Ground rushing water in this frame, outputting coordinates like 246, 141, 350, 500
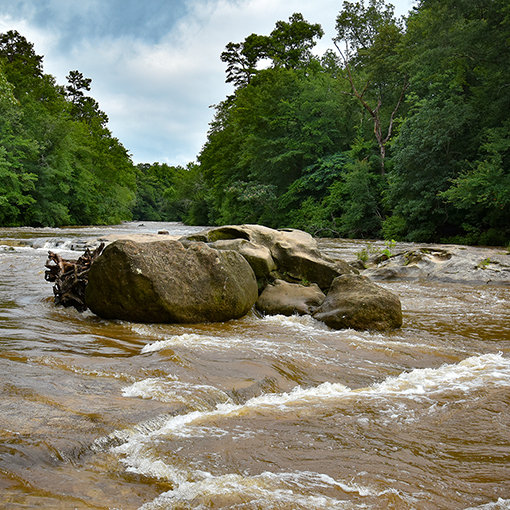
0, 223, 509, 510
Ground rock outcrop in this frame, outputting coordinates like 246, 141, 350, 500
255, 279, 326, 316
51, 224, 405, 330
313, 274, 403, 331
358, 245, 510, 286
182, 224, 355, 290
85, 239, 258, 323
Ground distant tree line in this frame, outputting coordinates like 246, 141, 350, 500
1, 0, 509, 246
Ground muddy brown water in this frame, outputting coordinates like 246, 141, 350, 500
0, 223, 509, 509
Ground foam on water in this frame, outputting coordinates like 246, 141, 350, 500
373, 352, 510, 396
140, 333, 241, 353
138, 314, 329, 355
125, 353, 510, 419
139, 331, 310, 358
122, 377, 232, 410
138, 328, 340, 367
137, 469, 399, 510
138, 315, 464, 366
113, 353, 510, 499
464, 499, 510, 510
257, 313, 332, 331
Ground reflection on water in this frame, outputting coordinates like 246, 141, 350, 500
0, 223, 510, 509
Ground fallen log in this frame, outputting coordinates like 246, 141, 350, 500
45, 243, 104, 312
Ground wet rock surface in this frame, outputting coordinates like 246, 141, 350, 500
318, 240, 510, 286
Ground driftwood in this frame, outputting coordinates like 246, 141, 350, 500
45, 243, 105, 312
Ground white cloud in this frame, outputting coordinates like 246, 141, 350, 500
0, 0, 416, 165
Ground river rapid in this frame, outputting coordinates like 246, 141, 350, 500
1, 222, 509, 510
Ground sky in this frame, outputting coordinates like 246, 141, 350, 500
0, 0, 416, 166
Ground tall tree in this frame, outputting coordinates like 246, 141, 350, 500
334, 0, 408, 175
200, 65, 356, 226
221, 13, 324, 89
0, 30, 43, 93
0, 30, 136, 227
385, 0, 510, 243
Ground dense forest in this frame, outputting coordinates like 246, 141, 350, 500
1, 0, 509, 245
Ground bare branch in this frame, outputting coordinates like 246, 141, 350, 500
383, 77, 409, 144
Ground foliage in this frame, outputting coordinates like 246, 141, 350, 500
384, 0, 510, 243
221, 13, 324, 88
3, 1, 510, 246
199, 63, 357, 227
334, 0, 408, 175
132, 162, 178, 221
0, 30, 136, 226
440, 124, 510, 244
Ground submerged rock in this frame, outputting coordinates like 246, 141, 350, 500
85, 239, 258, 323
313, 274, 402, 331
255, 279, 326, 316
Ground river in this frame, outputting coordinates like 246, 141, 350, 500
0, 222, 509, 509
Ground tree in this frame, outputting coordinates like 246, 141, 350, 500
221, 13, 324, 89
199, 65, 356, 226
0, 100, 37, 225
268, 13, 325, 69
132, 162, 182, 221
0, 30, 43, 96
383, 97, 474, 241
440, 124, 510, 244
385, 0, 510, 243
0, 64, 18, 106
221, 34, 271, 89
0, 30, 137, 227
65, 70, 92, 104
335, 0, 398, 61
334, 0, 408, 175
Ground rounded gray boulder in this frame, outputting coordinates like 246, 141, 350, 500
313, 274, 402, 331
85, 239, 258, 323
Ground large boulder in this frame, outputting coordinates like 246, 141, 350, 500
313, 274, 402, 331
84, 239, 258, 323
182, 225, 355, 290
255, 279, 326, 316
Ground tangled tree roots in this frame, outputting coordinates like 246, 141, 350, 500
45, 243, 105, 312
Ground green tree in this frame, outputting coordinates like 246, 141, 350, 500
440, 124, 510, 244
385, 0, 510, 243
283, 138, 385, 238
221, 13, 324, 89
168, 162, 212, 225
0, 30, 43, 95
132, 162, 184, 221
0, 64, 18, 106
0, 100, 37, 225
0, 30, 136, 227
200, 65, 356, 226
334, 0, 408, 175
